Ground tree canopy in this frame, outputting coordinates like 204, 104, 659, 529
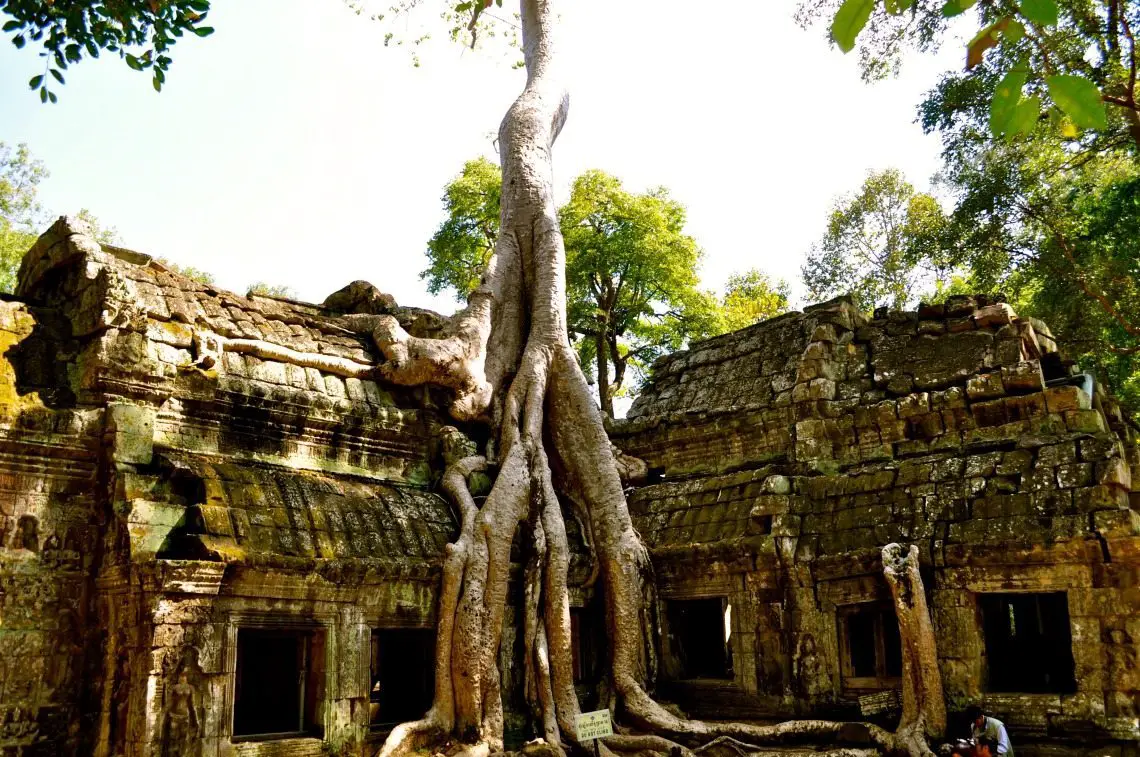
716, 269, 792, 333
804, 0, 1140, 149
2, 0, 214, 101
424, 160, 789, 417
422, 157, 501, 299
802, 168, 950, 310
796, 0, 1140, 416
0, 141, 48, 292
560, 170, 718, 417
0, 141, 117, 292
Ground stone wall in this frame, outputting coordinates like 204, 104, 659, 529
0, 217, 466, 756
0, 299, 103, 755
3, 216, 1139, 756
613, 295, 1140, 750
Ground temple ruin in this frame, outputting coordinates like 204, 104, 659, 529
0, 216, 1137, 756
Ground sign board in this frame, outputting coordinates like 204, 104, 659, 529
575, 710, 613, 742
858, 689, 902, 717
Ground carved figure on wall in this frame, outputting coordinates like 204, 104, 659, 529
162, 663, 201, 757
13, 515, 38, 552
108, 639, 131, 753
793, 632, 825, 700
46, 608, 82, 697
40, 533, 60, 566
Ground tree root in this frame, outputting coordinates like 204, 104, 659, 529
375, 3, 948, 757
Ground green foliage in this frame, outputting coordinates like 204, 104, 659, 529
247, 282, 300, 299
716, 269, 791, 333
423, 161, 725, 415
76, 207, 119, 245
0, 141, 49, 293
801, 0, 1138, 147
832, 0, 877, 52
802, 168, 952, 310
2, 0, 215, 100
344, 0, 520, 67
561, 170, 717, 416
421, 157, 502, 299
0, 143, 119, 293
797, 0, 949, 81
157, 257, 215, 285
905, 2, 1140, 417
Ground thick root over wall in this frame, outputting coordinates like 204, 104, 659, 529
370, 3, 947, 757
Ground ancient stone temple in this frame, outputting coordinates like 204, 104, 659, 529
0, 216, 1137, 756
611, 292, 1140, 750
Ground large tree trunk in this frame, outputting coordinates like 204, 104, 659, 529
372, 3, 945, 756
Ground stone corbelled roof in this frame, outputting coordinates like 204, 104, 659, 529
157, 453, 457, 564
17, 216, 445, 361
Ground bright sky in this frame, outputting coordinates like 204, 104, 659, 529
0, 0, 963, 313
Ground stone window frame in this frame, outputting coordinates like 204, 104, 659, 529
834, 600, 903, 692
368, 626, 436, 732
656, 571, 754, 693
975, 591, 1077, 695
665, 595, 736, 680
652, 567, 756, 693
221, 610, 337, 751
938, 563, 1098, 734
365, 608, 438, 739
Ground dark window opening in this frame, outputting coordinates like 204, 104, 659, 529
838, 603, 902, 690
979, 592, 1076, 693
370, 629, 435, 730
667, 598, 734, 680
570, 606, 604, 684
233, 628, 323, 739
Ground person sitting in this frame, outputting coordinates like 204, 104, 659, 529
966, 705, 1013, 757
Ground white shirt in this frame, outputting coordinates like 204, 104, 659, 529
973, 716, 1012, 756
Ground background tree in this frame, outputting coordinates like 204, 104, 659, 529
561, 170, 716, 417
5, 3, 950, 756
0, 142, 117, 292
803, 168, 951, 310
924, 87, 1140, 411
422, 157, 502, 298
805, 0, 1139, 149
424, 161, 723, 417
795, 0, 1140, 416
0, 142, 49, 292
716, 269, 792, 333
247, 282, 300, 299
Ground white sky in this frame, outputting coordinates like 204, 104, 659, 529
0, 0, 964, 313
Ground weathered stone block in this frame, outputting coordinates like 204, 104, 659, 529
1001, 360, 1045, 393
1056, 463, 1093, 489
974, 303, 1016, 328
1094, 509, 1140, 536
1004, 392, 1047, 421
1098, 457, 1133, 491
898, 393, 931, 418
967, 372, 1005, 401
1045, 385, 1091, 413
762, 475, 791, 494
1076, 485, 1130, 511
1037, 442, 1078, 468
1081, 434, 1123, 462
145, 318, 194, 348
107, 403, 155, 464
1065, 409, 1107, 434
971, 398, 1009, 427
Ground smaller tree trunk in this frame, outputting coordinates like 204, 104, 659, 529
882, 543, 946, 756
595, 329, 613, 418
